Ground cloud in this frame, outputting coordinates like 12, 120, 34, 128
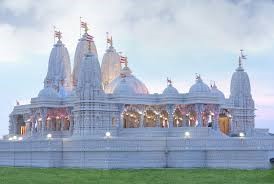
1, 0, 274, 63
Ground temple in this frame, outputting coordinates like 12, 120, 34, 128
1, 24, 274, 169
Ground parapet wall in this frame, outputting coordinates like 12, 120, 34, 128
0, 135, 273, 169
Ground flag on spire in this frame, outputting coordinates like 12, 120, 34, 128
120, 56, 127, 63
54, 30, 62, 40
120, 55, 128, 66
86, 34, 94, 42
80, 21, 87, 28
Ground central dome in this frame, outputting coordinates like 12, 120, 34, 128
105, 66, 149, 95
189, 76, 211, 94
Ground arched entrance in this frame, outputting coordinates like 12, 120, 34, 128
16, 115, 26, 135
160, 110, 168, 128
218, 110, 231, 135
123, 110, 141, 128
173, 108, 183, 127
144, 110, 156, 127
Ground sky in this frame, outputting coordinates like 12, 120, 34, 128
0, 0, 274, 136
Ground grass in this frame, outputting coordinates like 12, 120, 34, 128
0, 167, 274, 184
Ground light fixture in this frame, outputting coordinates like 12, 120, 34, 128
105, 131, 111, 138
18, 137, 23, 141
184, 131, 190, 138
12, 136, 17, 140
239, 132, 245, 137
8, 137, 13, 141
47, 133, 52, 139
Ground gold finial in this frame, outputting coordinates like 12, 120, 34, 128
167, 77, 172, 86
239, 49, 246, 67
106, 32, 113, 47
238, 56, 242, 67
195, 73, 201, 80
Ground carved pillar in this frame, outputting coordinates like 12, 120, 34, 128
31, 112, 37, 135
140, 113, 144, 127
167, 105, 174, 128
40, 108, 47, 136
138, 105, 145, 128
69, 115, 73, 133
117, 104, 124, 129
61, 117, 64, 131
213, 105, 220, 130
8, 115, 16, 135
195, 104, 204, 127
156, 113, 161, 127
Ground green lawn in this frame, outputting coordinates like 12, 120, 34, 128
0, 167, 274, 184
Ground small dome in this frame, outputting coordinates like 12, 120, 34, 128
58, 86, 68, 98
105, 66, 149, 95
73, 33, 98, 86
211, 83, 225, 101
38, 87, 59, 98
163, 84, 179, 95
101, 45, 121, 89
189, 76, 211, 94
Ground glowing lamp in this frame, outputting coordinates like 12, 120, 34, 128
18, 137, 23, 141
239, 132, 245, 138
105, 131, 111, 138
8, 137, 13, 141
47, 134, 52, 139
184, 132, 190, 138
12, 136, 17, 140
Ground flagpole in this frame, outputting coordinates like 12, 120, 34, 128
80, 16, 82, 38
106, 32, 109, 49
53, 25, 56, 44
